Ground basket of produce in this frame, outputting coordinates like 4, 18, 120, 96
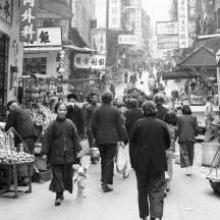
0, 150, 34, 165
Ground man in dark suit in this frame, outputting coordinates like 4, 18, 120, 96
125, 98, 144, 139
66, 93, 85, 139
92, 91, 124, 192
154, 94, 168, 121
130, 101, 170, 220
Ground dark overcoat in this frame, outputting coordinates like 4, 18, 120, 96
43, 118, 82, 164
91, 104, 124, 146
129, 116, 170, 173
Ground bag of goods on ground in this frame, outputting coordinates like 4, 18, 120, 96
116, 143, 128, 174
0, 150, 34, 164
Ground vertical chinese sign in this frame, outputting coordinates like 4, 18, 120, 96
178, 0, 189, 48
20, 0, 38, 42
0, 0, 12, 23
109, 0, 121, 29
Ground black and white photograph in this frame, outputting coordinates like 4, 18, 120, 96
1, 0, 220, 219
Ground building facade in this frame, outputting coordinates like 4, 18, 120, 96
0, 0, 23, 119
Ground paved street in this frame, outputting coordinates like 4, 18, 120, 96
0, 144, 220, 220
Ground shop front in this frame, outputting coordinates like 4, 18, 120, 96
0, 0, 23, 120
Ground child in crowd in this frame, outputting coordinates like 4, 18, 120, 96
164, 111, 177, 195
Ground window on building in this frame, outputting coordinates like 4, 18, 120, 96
23, 57, 47, 75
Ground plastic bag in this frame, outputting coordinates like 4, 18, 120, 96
116, 143, 128, 174
80, 139, 90, 155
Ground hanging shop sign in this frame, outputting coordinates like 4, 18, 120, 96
23, 27, 62, 51
109, 0, 121, 29
20, 0, 38, 42
157, 36, 179, 50
118, 34, 138, 45
178, 0, 189, 48
74, 54, 106, 70
0, 0, 12, 23
91, 29, 106, 53
156, 21, 179, 36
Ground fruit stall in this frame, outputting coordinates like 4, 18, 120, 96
0, 127, 34, 198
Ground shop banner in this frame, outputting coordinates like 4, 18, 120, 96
158, 36, 179, 50
20, 0, 38, 42
74, 54, 106, 70
156, 21, 179, 36
109, 0, 121, 29
178, 0, 189, 48
118, 34, 138, 45
0, 0, 12, 23
23, 27, 62, 51
91, 29, 106, 53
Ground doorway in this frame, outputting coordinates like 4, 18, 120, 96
0, 33, 9, 121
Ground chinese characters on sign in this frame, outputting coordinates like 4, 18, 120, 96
178, 0, 189, 48
23, 27, 62, 51
157, 36, 179, 50
0, 0, 12, 23
109, 0, 121, 29
156, 21, 179, 36
74, 54, 106, 70
118, 35, 138, 45
20, 0, 38, 42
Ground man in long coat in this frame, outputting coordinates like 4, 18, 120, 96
129, 101, 170, 220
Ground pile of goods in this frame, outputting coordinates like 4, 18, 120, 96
27, 104, 56, 131
0, 150, 34, 164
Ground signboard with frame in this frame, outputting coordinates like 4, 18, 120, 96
74, 54, 106, 70
158, 35, 179, 50
156, 21, 178, 36
23, 27, 62, 51
118, 34, 138, 45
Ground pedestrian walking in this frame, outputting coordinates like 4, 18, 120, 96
154, 94, 168, 121
164, 111, 177, 195
177, 105, 198, 175
43, 102, 82, 206
130, 101, 170, 220
92, 92, 124, 192
125, 98, 144, 139
66, 93, 85, 139
204, 95, 215, 142
84, 92, 99, 164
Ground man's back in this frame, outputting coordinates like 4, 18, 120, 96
130, 117, 170, 173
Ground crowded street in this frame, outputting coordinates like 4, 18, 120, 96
1, 145, 220, 220
1, 0, 220, 220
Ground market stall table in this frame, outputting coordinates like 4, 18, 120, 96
0, 160, 34, 198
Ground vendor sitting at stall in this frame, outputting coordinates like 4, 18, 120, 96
5, 101, 37, 185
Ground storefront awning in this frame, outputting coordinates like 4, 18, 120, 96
162, 70, 197, 80
178, 47, 216, 68
62, 44, 96, 53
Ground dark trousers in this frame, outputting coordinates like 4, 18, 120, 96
87, 129, 95, 148
98, 144, 117, 185
179, 141, 194, 168
135, 171, 166, 219
50, 164, 73, 194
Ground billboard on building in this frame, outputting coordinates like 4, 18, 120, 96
23, 27, 62, 51
74, 54, 106, 70
156, 21, 178, 36
118, 34, 138, 45
178, 0, 189, 48
109, 0, 121, 29
20, 0, 38, 42
157, 36, 179, 50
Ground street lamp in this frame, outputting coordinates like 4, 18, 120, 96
216, 49, 220, 118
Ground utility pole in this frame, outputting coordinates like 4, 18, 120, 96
105, 0, 109, 92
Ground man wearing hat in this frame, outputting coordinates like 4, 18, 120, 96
66, 93, 84, 138
129, 101, 170, 220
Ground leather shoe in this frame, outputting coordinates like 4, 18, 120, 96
54, 198, 62, 206
102, 184, 113, 192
